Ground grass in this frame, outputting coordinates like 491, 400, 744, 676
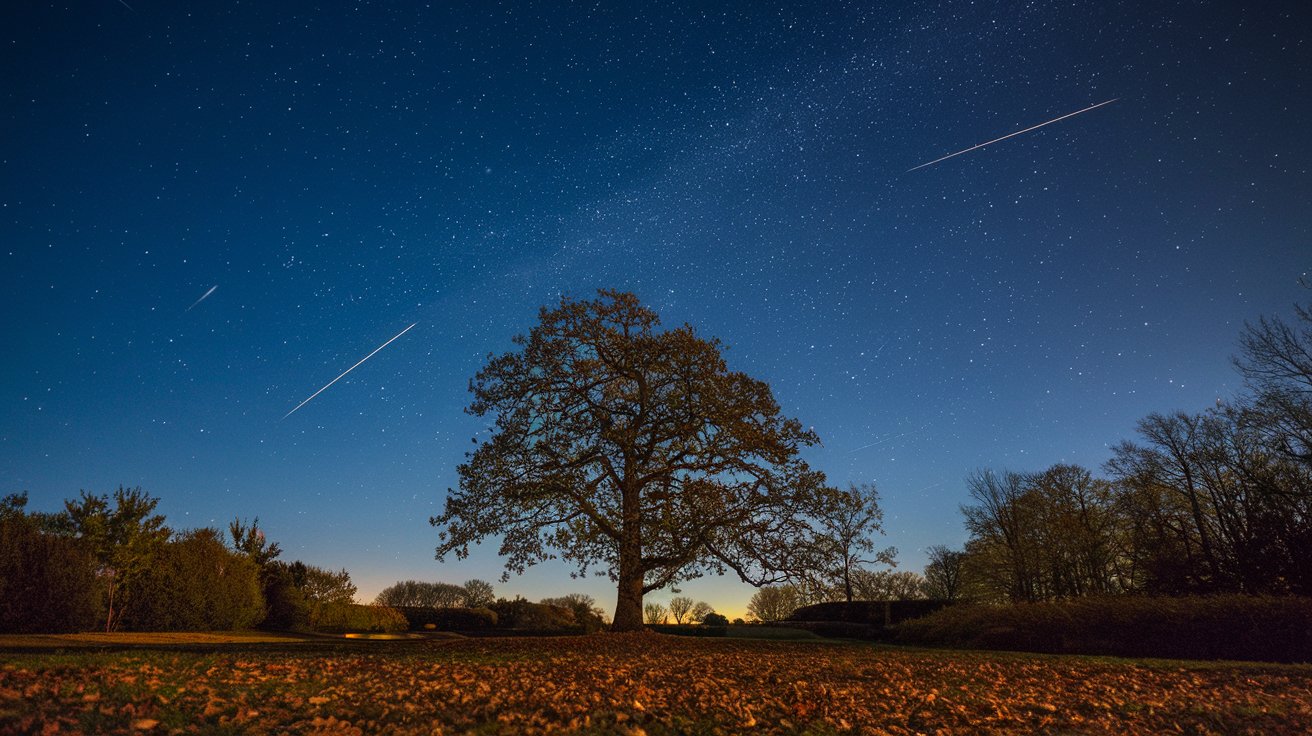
2, 632, 1310, 734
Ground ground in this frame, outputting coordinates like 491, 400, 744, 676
2, 632, 1309, 734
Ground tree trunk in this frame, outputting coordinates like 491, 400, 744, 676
612, 564, 645, 631
611, 480, 646, 632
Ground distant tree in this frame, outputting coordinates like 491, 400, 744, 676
809, 483, 896, 602
923, 545, 967, 601
732, 617, 746, 625
746, 585, 800, 623
540, 593, 607, 632
375, 580, 426, 607
1235, 288, 1312, 465
690, 600, 714, 623
851, 569, 927, 600
702, 611, 729, 627
961, 469, 1047, 603
643, 602, 668, 625
668, 595, 694, 624
961, 465, 1128, 602
424, 581, 468, 607
374, 580, 469, 608
432, 291, 834, 631
228, 516, 288, 626
128, 528, 264, 631
1108, 409, 1310, 595
463, 579, 496, 608
64, 487, 169, 632
228, 517, 282, 569
0, 497, 98, 633
289, 562, 357, 604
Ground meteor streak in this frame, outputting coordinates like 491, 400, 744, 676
283, 322, 417, 419
907, 98, 1118, 172
185, 285, 218, 312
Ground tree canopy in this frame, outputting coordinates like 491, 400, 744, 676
432, 290, 834, 630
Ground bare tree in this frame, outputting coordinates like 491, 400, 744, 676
1235, 292, 1312, 464
923, 545, 966, 601
668, 595, 694, 624
463, 579, 496, 607
643, 602, 668, 625
746, 585, 800, 623
810, 483, 896, 602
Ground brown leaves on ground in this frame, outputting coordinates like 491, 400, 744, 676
2, 633, 1310, 734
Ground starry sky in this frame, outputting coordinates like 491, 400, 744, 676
3, 1, 1309, 618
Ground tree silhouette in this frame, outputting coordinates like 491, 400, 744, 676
432, 291, 831, 630
64, 486, 169, 632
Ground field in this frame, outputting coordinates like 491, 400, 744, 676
2, 632, 1310, 735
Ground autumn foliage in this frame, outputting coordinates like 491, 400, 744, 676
3, 634, 1311, 734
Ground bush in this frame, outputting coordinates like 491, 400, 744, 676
308, 602, 408, 633
393, 606, 498, 631
892, 595, 1312, 663
488, 598, 579, 631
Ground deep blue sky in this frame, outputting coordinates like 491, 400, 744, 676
3, 1, 1308, 617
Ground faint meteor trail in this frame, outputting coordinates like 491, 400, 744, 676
907, 98, 1118, 172
283, 322, 417, 419
185, 285, 218, 312
848, 424, 929, 453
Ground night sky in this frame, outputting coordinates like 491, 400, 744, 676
3, 1, 1309, 617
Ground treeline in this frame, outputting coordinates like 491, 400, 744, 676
373, 580, 612, 633
0, 487, 363, 633
930, 293, 1312, 602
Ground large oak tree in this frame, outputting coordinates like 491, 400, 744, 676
432, 290, 833, 630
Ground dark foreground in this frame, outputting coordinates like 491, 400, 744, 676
1, 633, 1309, 734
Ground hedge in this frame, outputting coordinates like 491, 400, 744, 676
789, 600, 951, 627
392, 606, 499, 631
891, 595, 1312, 663
308, 602, 408, 633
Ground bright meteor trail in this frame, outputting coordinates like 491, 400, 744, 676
185, 285, 218, 312
283, 322, 417, 419
907, 98, 1118, 172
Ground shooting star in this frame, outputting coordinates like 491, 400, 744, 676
185, 285, 218, 312
907, 98, 1118, 172
283, 322, 417, 419
847, 424, 930, 454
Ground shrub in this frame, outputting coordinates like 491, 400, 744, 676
892, 595, 1312, 663
393, 606, 498, 631
309, 602, 408, 633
